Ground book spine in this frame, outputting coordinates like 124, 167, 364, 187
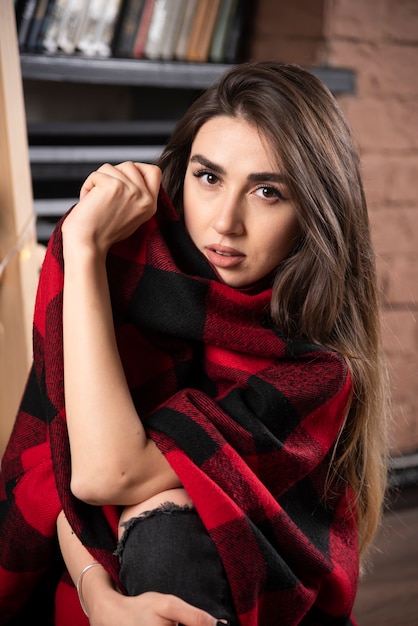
193, 0, 222, 62
56, 0, 90, 54
209, 0, 236, 63
185, 0, 209, 62
132, 0, 155, 59
224, 0, 251, 63
159, 0, 188, 61
25, 0, 50, 52
143, 0, 169, 60
40, 0, 69, 53
95, 0, 124, 57
76, 0, 107, 56
17, 0, 38, 50
113, 0, 146, 58
174, 0, 199, 61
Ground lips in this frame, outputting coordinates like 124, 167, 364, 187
205, 244, 245, 268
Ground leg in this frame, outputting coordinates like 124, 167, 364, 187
116, 503, 238, 625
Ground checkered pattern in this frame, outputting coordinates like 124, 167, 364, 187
0, 188, 359, 625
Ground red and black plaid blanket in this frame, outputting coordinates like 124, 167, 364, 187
0, 188, 359, 625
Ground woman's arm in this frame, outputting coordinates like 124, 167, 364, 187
57, 512, 222, 626
62, 162, 181, 505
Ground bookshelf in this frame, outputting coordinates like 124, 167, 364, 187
20, 58, 355, 244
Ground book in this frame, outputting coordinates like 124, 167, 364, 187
95, 0, 124, 57
223, 0, 251, 63
14, 0, 29, 30
76, 0, 107, 55
112, 0, 146, 58
40, 0, 69, 53
185, 0, 209, 62
197, 0, 222, 62
143, 0, 170, 60
132, 0, 155, 58
24, 0, 50, 51
56, 0, 91, 54
77, 0, 123, 57
174, 0, 198, 61
187, 0, 222, 63
209, 0, 237, 63
17, 0, 38, 50
34, 0, 58, 52
159, 0, 188, 61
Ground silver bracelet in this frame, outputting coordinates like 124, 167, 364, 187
76, 562, 101, 617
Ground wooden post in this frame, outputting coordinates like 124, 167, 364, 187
0, 0, 40, 456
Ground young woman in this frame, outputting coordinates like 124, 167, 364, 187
0, 62, 389, 626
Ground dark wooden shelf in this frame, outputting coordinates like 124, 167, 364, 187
20, 54, 355, 93
20, 54, 231, 89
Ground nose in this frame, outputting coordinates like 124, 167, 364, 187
211, 192, 245, 236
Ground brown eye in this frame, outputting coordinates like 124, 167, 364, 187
206, 173, 218, 185
261, 187, 276, 198
193, 170, 220, 185
255, 185, 285, 201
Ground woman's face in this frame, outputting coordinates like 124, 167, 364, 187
183, 116, 301, 288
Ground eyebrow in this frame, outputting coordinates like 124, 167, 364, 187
190, 154, 287, 184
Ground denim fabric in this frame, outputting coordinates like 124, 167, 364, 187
116, 503, 239, 625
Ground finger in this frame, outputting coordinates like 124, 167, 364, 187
79, 164, 119, 200
117, 162, 162, 204
79, 170, 99, 200
133, 162, 162, 197
156, 594, 225, 626
125, 162, 162, 213
112, 161, 160, 188
79, 162, 136, 200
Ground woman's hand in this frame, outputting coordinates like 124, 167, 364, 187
88, 589, 226, 626
62, 161, 162, 256
58, 513, 225, 626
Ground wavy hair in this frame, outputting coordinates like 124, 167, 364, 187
156, 61, 389, 563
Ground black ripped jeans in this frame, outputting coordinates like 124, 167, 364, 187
115, 503, 239, 625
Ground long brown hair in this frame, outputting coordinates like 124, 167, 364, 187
157, 61, 389, 563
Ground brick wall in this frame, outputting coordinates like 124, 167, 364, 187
251, 0, 418, 456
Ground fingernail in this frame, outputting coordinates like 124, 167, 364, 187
216, 621, 229, 625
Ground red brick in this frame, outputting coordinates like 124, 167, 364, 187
386, 354, 418, 454
362, 153, 418, 211
327, 0, 386, 41
251, 36, 323, 65
385, 256, 418, 303
341, 97, 418, 152
388, 156, 418, 205
254, 0, 325, 38
361, 155, 398, 208
370, 209, 418, 256
385, 0, 418, 43
329, 41, 418, 98
381, 310, 418, 356
388, 404, 418, 455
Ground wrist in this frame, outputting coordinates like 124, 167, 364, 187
76, 562, 116, 619
76, 563, 101, 616
62, 234, 107, 268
